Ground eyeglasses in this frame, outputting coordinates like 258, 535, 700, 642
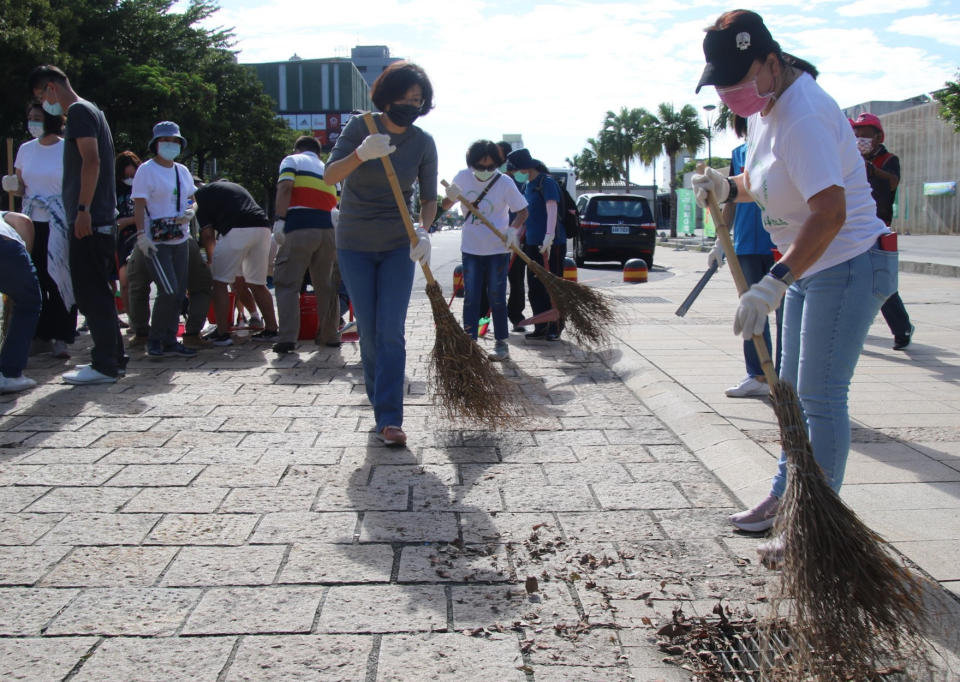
473, 163, 497, 171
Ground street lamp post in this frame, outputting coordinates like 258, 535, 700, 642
703, 104, 716, 165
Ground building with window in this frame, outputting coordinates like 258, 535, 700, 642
350, 45, 402, 87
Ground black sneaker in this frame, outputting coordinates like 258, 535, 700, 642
147, 340, 165, 357
525, 330, 546, 340
893, 324, 915, 350
252, 329, 279, 342
164, 342, 198, 357
272, 341, 296, 354
209, 333, 234, 347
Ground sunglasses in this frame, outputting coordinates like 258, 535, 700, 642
473, 163, 497, 171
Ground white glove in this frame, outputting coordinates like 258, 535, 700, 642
136, 231, 157, 258
272, 219, 285, 247
707, 241, 725, 269
331, 208, 339, 229
505, 226, 520, 251
409, 227, 431, 266
1, 175, 18, 193
539, 231, 554, 256
176, 206, 196, 225
734, 274, 788, 339
444, 182, 463, 202
691, 166, 728, 209
355, 133, 396, 162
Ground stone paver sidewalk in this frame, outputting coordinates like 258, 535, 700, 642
0, 296, 782, 681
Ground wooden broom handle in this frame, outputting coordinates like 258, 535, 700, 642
6, 138, 14, 211
700, 166, 778, 387
361, 113, 436, 286
440, 180, 540, 271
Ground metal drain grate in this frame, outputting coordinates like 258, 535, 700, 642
614, 295, 670, 305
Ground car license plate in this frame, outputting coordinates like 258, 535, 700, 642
611, 225, 630, 235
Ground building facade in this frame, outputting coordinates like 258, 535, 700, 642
350, 46, 402, 87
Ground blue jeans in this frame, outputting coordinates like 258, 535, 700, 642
0, 238, 42, 378
337, 246, 415, 431
739, 253, 782, 377
462, 252, 509, 341
770, 246, 898, 497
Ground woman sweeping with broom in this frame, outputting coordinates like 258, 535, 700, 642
323, 61, 437, 447
691, 10, 897, 552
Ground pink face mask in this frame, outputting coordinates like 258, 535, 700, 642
717, 78, 774, 117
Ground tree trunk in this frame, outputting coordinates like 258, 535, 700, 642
624, 157, 630, 193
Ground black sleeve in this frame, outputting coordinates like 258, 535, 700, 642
65, 102, 99, 141
882, 154, 900, 181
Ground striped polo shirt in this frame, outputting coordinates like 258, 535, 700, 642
277, 151, 338, 231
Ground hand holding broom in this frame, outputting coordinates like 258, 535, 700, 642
442, 179, 617, 348
360, 113, 521, 428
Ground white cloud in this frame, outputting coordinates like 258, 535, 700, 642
837, 0, 929, 17
889, 13, 960, 46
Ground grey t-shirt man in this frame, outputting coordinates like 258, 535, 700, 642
328, 114, 438, 252
63, 99, 116, 227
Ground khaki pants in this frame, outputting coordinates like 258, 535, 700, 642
274, 229, 339, 344
126, 239, 212, 337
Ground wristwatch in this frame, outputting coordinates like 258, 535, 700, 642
769, 262, 795, 286
77, 204, 88, 213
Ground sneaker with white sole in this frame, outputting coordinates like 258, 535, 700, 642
489, 340, 509, 362
377, 425, 407, 447
62, 365, 117, 385
729, 494, 779, 532
725, 375, 769, 398
52, 340, 71, 359
0, 374, 37, 394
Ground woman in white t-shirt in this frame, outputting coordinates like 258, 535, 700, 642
443, 140, 529, 362
131, 121, 197, 358
691, 11, 896, 552
3, 103, 76, 357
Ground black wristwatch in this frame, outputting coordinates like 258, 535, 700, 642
769, 262, 795, 286
724, 177, 738, 203
77, 204, 88, 213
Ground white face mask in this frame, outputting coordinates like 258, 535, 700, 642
123, 178, 134, 186
474, 169, 495, 182
28, 121, 44, 139
157, 141, 181, 161
856, 137, 874, 154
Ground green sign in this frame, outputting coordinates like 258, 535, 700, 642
703, 206, 716, 238
923, 182, 956, 196
676, 188, 695, 236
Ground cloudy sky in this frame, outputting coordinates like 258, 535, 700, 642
177, 0, 959, 188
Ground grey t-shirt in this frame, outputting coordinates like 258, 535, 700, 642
329, 113, 438, 252
63, 99, 116, 227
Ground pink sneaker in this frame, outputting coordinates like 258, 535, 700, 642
729, 494, 779, 532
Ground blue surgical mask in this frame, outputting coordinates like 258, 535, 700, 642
514, 172, 529, 183
28, 122, 44, 139
157, 141, 181, 161
42, 99, 62, 117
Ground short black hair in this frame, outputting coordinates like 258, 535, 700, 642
294, 135, 321, 154
734, 114, 748, 139
370, 61, 434, 115
27, 101, 63, 136
466, 140, 501, 168
28, 65, 69, 94
496, 141, 512, 164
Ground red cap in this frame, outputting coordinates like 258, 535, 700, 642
851, 113, 884, 142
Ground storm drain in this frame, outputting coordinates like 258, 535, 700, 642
614, 295, 671, 305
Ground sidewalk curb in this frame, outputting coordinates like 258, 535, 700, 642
600, 338, 775, 509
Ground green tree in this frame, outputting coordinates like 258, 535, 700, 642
598, 107, 644, 190
935, 70, 960, 132
566, 138, 616, 192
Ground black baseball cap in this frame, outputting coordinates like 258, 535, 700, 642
695, 11, 779, 93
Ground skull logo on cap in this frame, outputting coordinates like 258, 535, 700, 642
736, 32, 751, 50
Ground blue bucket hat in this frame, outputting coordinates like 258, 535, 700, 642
149, 121, 188, 153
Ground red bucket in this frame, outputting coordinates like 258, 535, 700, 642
207, 292, 236, 328
299, 293, 318, 340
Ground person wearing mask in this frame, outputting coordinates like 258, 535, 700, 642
505, 148, 565, 340
271, 135, 339, 353
691, 11, 897, 555
497, 140, 529, 332
444, 140, 529, 361
114, 151, 142, 340
3, 102, 75, 360
324, 61, 437, 447
851, 113, 914, 351
0, 212, 42, 393
29, 65, 125, 385
130, 121, 198, 359
713, 115, 783, 397
195, 180, 277, 347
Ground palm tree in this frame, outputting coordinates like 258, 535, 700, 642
598, 107, 643, 192
634, 108, 662, 225
567, 138, 616, 192
645, 103, 707, 236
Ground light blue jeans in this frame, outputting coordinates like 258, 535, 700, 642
770, 245, 898, 497
337, 246, 415, 431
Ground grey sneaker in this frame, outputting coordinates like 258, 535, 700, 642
729, 494, 779, 532
489, 340, 509, 362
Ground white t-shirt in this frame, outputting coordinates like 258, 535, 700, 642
0, 213, 26, 246
744, 73, 886, 278
131, 159, 197, 245
453, 170, 528, 256
14, 138, 64, 222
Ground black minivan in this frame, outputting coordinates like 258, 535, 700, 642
572, 193, 656, 268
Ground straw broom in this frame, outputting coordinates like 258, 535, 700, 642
360, 113, 521, 428
705, 183, 929, 679
441, 180, 617, 347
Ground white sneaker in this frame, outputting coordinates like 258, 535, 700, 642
725, 375, 769, 398
62, 365, 117, 386
0, 374, 37, 394
489, 340, 509, 362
